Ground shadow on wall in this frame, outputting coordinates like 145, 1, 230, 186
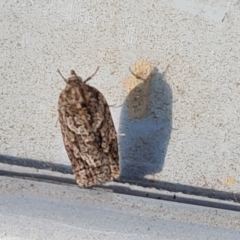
119, 66, 172, 180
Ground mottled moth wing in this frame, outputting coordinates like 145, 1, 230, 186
58, 68, 120, 187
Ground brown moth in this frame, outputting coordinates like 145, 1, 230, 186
57, 67, 120, 187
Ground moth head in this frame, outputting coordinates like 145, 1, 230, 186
68, 70, 83, 85
57, 69, 83, 86
57, 67, 99, 85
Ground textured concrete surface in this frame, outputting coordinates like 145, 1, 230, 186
1, 177, 240, 239
0, 0, 240, 193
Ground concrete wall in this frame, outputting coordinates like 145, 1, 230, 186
0, 0, 240, 193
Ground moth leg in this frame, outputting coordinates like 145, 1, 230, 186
84, 66, 100, 83
55, 117, 59, 127
109, 104, 123, 108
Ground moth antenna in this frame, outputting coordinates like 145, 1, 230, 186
84, 66, 100, 83
57, 69, 67, 83
129, 67, 146, 81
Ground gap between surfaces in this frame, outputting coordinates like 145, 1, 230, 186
0, 154, 240, 212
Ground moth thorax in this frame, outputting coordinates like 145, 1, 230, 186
66, 77, 83, 86
67, 86, 84, 102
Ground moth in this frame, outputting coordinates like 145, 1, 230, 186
57, 67, 120, 187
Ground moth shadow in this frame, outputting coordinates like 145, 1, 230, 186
119, 67, 172, 180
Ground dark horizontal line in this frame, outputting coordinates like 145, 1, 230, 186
1, 169, 240, 213
0, 154, 240, 209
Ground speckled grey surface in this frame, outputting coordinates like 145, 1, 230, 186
0, 177, 240, 239
0, 0, 240, 193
